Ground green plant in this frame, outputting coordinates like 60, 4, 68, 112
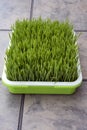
5, 18, 79, 81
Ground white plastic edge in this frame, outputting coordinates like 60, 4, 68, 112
2, 63, 82, 87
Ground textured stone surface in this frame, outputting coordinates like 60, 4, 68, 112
0, 81, 21, 130
22, 82, 87, 130
33, 0, 87, 30
0, 0, 31, 28
0, 31, 9, 77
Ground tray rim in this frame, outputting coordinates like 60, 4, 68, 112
2, 63, 82, 88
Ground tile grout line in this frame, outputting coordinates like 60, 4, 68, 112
30, 0, 34, 20
17, 0, 34, 130
17, 95, 25, 130
83, 79, 87, 82
74, 30, 87, 32
0, 29, 11, 31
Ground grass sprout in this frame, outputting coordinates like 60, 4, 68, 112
5, 18, 79, 81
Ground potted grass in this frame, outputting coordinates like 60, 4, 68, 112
2, 18, 82, 94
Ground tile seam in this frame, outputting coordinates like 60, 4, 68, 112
17, 95, 25, 130
17, 0, 34, 130
30, 0, 34, 20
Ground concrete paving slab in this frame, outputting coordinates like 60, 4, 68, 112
0, 0, 31, 29
0, 81, 21, 130
22, 82, 87, 130
33, 0, 87, 30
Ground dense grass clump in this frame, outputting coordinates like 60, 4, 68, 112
5, 18, 78, 81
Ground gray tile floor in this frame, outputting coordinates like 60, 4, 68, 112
0, 0, 87, 130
